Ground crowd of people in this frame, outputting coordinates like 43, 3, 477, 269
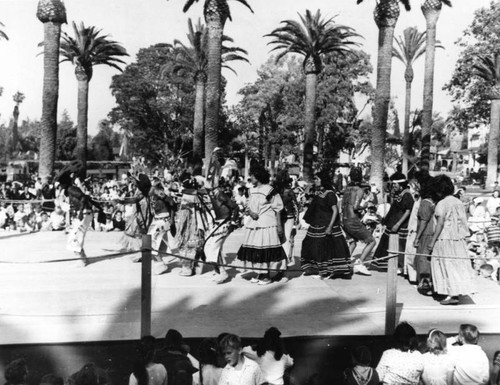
3, 322, 500, 385
1, 155, 500, 297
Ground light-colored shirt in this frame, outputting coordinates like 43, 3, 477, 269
376, 349, 423, 385
242, 346, 293, 385
129, 363, 168, 385
420, 352, 454, 385
218, 356, 265, 385
448, 344, 489, 385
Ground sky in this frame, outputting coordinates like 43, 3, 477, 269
0, 0, 494, 136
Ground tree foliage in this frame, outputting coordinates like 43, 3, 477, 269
444, 1, 500, 128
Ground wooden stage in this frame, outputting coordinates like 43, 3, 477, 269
1, 229, 499, 345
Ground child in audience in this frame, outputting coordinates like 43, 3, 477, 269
343, 345, 379, 385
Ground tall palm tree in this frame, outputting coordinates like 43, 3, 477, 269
474, 54, 500, 188
266, 9, 360, 182
0, 21, 9, 41
171, 18, 249, 159
356, 0, 410, 194
11, 92, 26, 155
37, 0, 66, 183
393, 27, 440, 174
60, 21, 128, 176
420, 0, 452, 170
178, 0, 253, 167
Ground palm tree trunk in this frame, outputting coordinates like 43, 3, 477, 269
420, 9, 440, 171
204, 16, 224, 167
487, 94, 500, 189
38, 22, 62, 183
76, 74, 89, 177
402, 77, 412, 175
12, 105, 20, 156
193, 77, 205, 159
371, 25, 396, 196
302, 72, 317, 182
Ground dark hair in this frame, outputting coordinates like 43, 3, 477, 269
132, 336, 156, 385
430, 175, 455, 202
40, 374, 64, 385
350, 345, 372, 366
349, 167, 363, 184
250, 165, 270, 184
197, 339, 220, 385
393, 322, 418, 352
165, 329, 184, 351
459, 324, 480, 344
67, 363, 110, 385
256, 327, 286, 361
419, 176, 434, 200
316, 170, 334, 191
4, 358, 28, 385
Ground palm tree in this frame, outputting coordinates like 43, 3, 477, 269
356, 0, 410, 194
474, 54, 500, 188
0, 21, 9, 41
420, 0, 452, 170
170, 18, 249, 159
178, 0, 253, 167
60, 21, 128, 176
393, 27, 440, 174
11, 92, 26, 156
37, 0, 66, 183
266, 9, 360, 182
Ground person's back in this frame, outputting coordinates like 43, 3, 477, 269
447, 324, 489, 385
159, 351, 194, 385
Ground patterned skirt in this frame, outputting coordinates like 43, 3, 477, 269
300, 224, 352, 277
371, 227, 408, 271
237, 225, 287, 271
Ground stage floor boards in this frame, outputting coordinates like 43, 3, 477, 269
1, 229, 499, 345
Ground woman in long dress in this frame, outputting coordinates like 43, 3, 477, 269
237, 165, 287, 285
427, 175, 476, 305
301, 170, 352, 279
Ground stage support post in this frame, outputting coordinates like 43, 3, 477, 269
141, 234, 152, 337
385, 234, 399, 335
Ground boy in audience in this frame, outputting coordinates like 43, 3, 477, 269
447, 324, 489, 385
49, 205, 66, 231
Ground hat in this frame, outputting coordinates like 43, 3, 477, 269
352, 345, 372, 366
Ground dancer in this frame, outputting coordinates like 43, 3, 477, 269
237, 164, 287, 285
203, 179, 239, 284
342, 167, 376, 276
372, 176, 414, 271
301, 170, 352, 279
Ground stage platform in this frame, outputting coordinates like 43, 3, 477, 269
1, 229, 499, 345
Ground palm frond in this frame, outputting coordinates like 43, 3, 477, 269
0, 20, 8, 41
441, 0, 452, 7
473, 55, 497, 84
182, 0, 199, 13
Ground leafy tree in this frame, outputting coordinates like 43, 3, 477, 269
356, 0, 411, 195
177, 0, 254, 166
170, 18, 249, 159
444, 2, 500, 186
89, 120, 116, 161
60, 21, 128, 176
109, 44, 196, 165
392, 27, 426, 174
266, 9, 360, 181
56, 110, 77, 160
37, 0, 66, 182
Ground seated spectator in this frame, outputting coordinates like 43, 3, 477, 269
156, 329, 198, 385
110, 210, 126, 231
469, 198, 490, 233
468, 232, 487, 271
4, 358, 28, 385
67, 363, 111, 385
49, 205, 66, 231
129, 336, 167, 385
447, 324, 489, 385
242, 327, 293, 385
0, 202, 8, 229
39, 211, 52, 231
13, 204, 28, 229
476, 245, 500, 280
487, 190, 500, 216
343, 345, 379, 385
376, 322, 423, 385
218, 333, 265, 385
420, 329, 454, 385
193, 339, 223, 385
39, 374, 64, 385
491, 351, 500, 385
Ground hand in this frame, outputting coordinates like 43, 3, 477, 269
277, 226, 284, 238
426, 243, 435, 253
248, 210, 259, 221
413, 239, 420, 249
325, 226, 333, 235
391, 225, 399, 233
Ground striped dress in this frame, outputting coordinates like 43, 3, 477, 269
300, 190, 352, 277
